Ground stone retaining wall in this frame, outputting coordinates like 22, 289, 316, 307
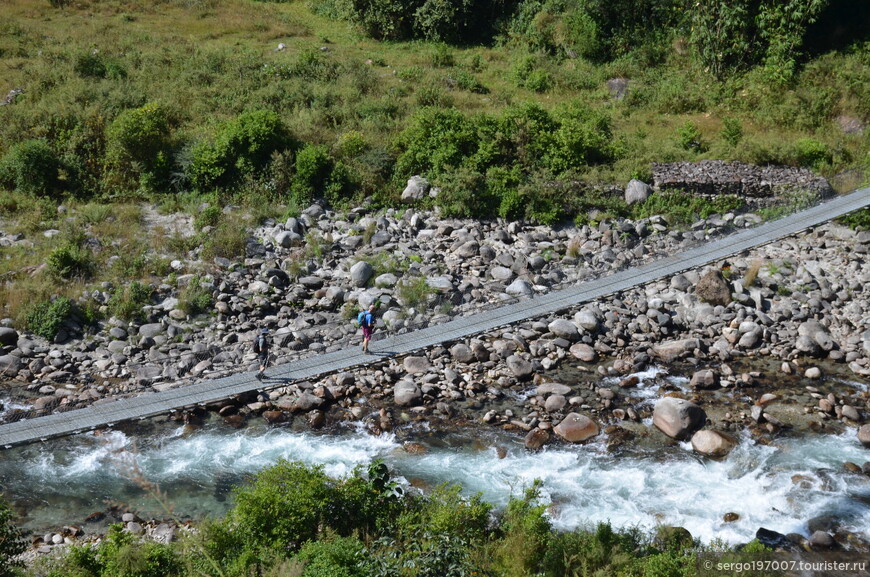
652, 160, 833, 202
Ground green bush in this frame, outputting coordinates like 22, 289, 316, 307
792, 137, 831, 170
216, 459, 393, 571
720, 117, 744, 147
104, 103, 173, 193
179, 275, 214, 316
25, 297, 73, 341
74, 52, 127, 80
0, 495, 25, 577
838, 207, 870, 231
490, 481, 552, 577
47, 242, 95, 280
200, 220, 248, 261
545, 104, 616, 172
0, 139, 65, 197
632, 191, 744, 226
194, 204, 223, 232
108, 281, 153, 321
295, 534, 371, 577
676, 121, 707, 152
96, 524, 181, 577
292, 144, 333, 204
188, 110, 290, 192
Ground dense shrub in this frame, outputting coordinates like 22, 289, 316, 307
47, 242, 94, 280
792, 137, 832, 170
345, 0, 510, 43
74, 52, 127, 80
187, 110, 291, 192
104, 103, 173, 193
0, 496, 25, 577
0, 139, 65, 197
24, 297, 73, 341
108, 281, 153, 321
178, 275, 214, 316
295, 534, 371, 577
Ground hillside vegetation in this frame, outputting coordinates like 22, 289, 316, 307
7, 460, 777, 577
0, 0, 868, 327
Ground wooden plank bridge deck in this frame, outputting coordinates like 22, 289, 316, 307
1, 188, 868, 449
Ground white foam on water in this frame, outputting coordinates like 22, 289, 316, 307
2, 422, 868, 544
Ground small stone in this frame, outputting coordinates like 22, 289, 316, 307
805, 367, 822, 379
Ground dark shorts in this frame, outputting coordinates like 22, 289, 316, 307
362, 326, 373, 340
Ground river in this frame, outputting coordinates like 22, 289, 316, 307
2, 363, 869, 547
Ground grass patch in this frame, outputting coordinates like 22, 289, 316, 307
631, 191, 744, 227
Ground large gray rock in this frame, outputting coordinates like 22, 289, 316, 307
0, 354, 21, 377
292, 392, 325, 412
273, 230, 302, 248
797, 319, 835, 354
574, 310, 599, 332
691, 429, 737, 458
569, 342, 596, 362
454, 240, 479, 258
506, 354, 534, 380
536, 382, 572, 396
0, 327, 18, 347
350, 261, 373, 287
505, 279, 533, 297
553, 413, 599, 443
138, 323, 165, 338
651, 339, 700, 363
401, 175, 430, 201
449, 343, 474, 364
545, 394, 567, 412
695, 269, 731, 306
653, 397, 707, 440
548, 319, 579, 341
625, 179, 652, 205
403, 356, 431, 374
689, 369, 718, 390
394, 379, 422, 407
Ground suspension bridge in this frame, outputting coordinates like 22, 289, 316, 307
0, 187, 867, 449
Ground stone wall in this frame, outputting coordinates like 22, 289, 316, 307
652, 161, 833, 203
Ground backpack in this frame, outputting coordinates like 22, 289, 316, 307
357, 311, 372, 329
253, 334, 266, 354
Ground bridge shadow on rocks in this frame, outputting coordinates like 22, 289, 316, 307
0, 188, 868, 449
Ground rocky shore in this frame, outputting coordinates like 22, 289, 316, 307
2, 180, 870, 554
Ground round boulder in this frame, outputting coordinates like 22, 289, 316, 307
0, 354, 21, 377
858, 424, 870, 448
506, 354, 534, 380
449, 343, 474, 364
653, 397, 707, 440
691, 430, 737, 458
569, 342, 597, 362
689, 369, 718, 390
524, 428, 550, 451
548, 319, 579, 341
403, 356, 432, 374
350, 261, 373, 287
553, 413, 599, 443
394, 380, 422, 407
0, 327, 18, 347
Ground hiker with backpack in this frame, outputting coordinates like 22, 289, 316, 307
253, 328, 270, 377
358, 304, 376, 354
